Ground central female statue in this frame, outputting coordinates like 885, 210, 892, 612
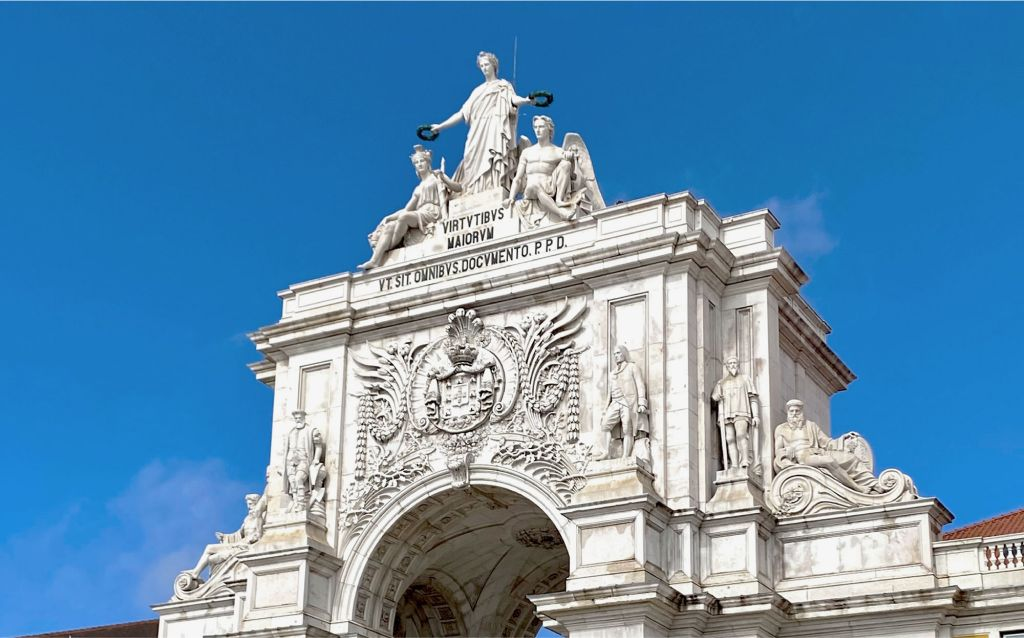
430, 51, 537, 195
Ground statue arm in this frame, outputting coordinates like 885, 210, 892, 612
632, 365, 648, 410
437, 171, 462, 193
312, 429, 324, 464
400, 191, 421, 213
511, 93, 533, 107
815, 425, 834, 449
432, 110, 463, 133
770, 432, 786, 466
503, 155, 528, 207
250, 512, 265, 543
774, 429, 792, 467
743, 376, 760, 426
219, 528, 244, 544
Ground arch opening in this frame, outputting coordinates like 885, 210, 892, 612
354, 484, 569, 638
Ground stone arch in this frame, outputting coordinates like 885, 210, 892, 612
336, 466, 577, 637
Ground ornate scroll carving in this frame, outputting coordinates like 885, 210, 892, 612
341, 300, 589, 539
352, 339, 427, 480
769, 464, 918, 516
340, 448, 433, 539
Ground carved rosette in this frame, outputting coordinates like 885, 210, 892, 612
768, 464, 918, 516
341, 301, 590, 539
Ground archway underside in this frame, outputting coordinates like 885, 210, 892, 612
356, 485, 569, 638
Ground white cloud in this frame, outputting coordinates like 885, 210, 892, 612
764, 192, 836, 260
106, 459, 254, 608
0, 458, 254, 635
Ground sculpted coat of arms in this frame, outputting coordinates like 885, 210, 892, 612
420, 309, 512, 434
341, 301, 590, 538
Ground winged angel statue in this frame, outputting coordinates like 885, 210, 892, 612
341, 301, 592, 539
503, 114, 605, 228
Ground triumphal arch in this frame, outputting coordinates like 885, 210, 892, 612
155, 52, 1024, 638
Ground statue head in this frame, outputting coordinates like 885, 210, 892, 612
410, 144, 433, 175
725, 356, 739, 376
292, 410, 307, 427
613, 344, 630, 365
477, 51, 499, 78
786, 399, 804, 426
532, 115, 555, 142
244, 493, 260, 509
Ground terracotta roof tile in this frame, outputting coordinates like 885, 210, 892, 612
18, 619, 158, 638
943, 507, 1024, 540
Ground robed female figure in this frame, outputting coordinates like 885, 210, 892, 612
430, 51, 537, 195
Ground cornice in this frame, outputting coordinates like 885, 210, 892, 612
778, 300, 857, 393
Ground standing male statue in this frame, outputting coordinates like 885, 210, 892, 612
596, 345, 649, 461
283, 410, 326, 514
774, 399, 883, 493
711, 356, 760, 471
428, 51, 538, 195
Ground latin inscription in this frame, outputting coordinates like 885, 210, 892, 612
377, 236, 567, 292
442, 207, 506, 250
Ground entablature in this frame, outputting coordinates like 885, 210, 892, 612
249, 192, 813, 382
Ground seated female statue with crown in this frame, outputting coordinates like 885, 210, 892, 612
360, 145, 461, 271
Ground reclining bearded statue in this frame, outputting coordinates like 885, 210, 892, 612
774, 399, 881, 493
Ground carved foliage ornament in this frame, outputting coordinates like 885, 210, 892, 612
343, 301, 590, 537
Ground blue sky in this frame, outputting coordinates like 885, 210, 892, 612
1, 3, 1022, 635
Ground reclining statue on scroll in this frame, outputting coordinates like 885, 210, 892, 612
768, 399, 918, 516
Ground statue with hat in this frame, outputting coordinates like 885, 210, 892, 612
283, 410, 327, 515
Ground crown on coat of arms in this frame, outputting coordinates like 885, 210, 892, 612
444, 308, 486, 366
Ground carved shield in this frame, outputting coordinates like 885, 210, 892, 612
439, 367, 494, 433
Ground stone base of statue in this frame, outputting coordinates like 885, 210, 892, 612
447, 186, 504, 216
376, 187, 522, 270
260, 510, 330, 551
706, 466, 766, 514
573, 456, 656, 504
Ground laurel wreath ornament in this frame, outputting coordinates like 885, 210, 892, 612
416, 125, 439, 141
529, 91, 554, 107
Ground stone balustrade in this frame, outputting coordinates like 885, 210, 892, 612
983, 536, 1024, 571
935, 531, 1024, 592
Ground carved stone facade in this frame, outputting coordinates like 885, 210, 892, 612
154, 52, 1024, 638
340, 302, 591, 542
